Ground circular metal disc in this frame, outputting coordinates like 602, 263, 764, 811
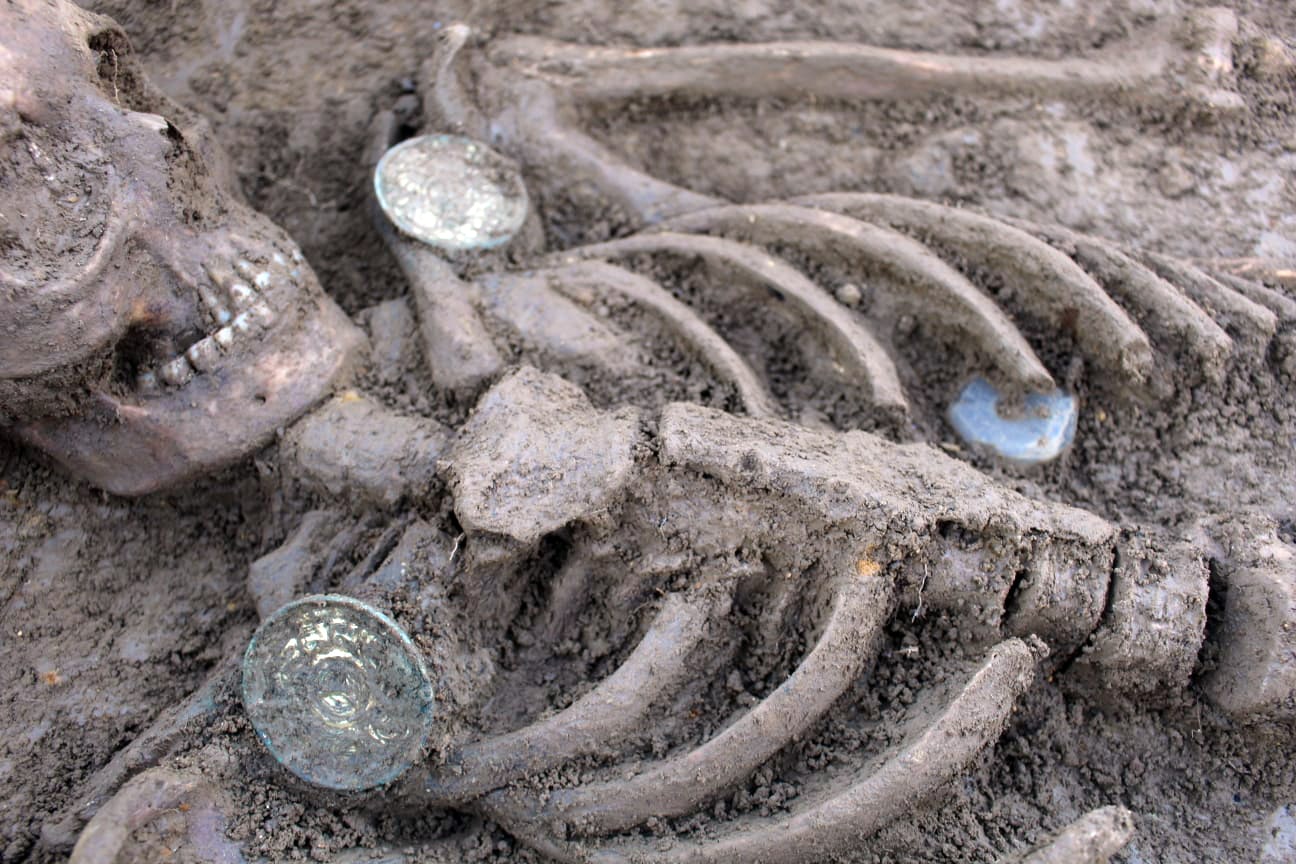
374, 134, 529, 251
242, 594, 434, 791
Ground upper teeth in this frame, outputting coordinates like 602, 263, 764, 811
136, 248, 298, 392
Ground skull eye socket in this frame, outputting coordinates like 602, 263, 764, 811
86, 27, 155, 115
0, 125, 111, 289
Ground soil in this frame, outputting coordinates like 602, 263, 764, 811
2, 1, 1296, 863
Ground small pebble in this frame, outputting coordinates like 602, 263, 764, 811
948, 377, 1077, 464
835, 282, 863, 306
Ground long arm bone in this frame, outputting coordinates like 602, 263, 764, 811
483, 638, 1043, 864
461, 11, 1241, 228
488, 12, 1241, 109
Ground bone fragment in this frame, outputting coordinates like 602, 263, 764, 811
444, 367, 640, 545
363, 297, 419, 385
280, 392, 448, 508
39, 654, 240, 853
247, 510, 345, 620
1202, 540, 1296, 719
1009, 806, 1136, 864
490, 20, 1238, 110
1069, 532, 1209, 698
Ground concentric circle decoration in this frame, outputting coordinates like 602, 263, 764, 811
242, 594, 435, 791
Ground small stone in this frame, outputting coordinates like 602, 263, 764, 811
1157, 159, 1196, 199
948, 377, 1077, 464
835, 282, 863, 306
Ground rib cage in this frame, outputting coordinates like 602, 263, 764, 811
58, 19, 1296, 864
472, 194, 1281, 441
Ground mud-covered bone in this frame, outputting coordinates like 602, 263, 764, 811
1010, 806, 1136, 864
659, 402, 1214, 695
0, 0, 364, 495
442, 366, 640, 545
392, 25, 1289, 426
69, 766, 243, 864
444, 11, 1244, 232
1202, 536, 1296, 719
246, 509, 345, 620
280, 392, 448, 508
485, 638, 1046, 864
1069, 531, 1209, 698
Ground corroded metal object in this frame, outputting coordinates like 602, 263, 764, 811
242, 594, 434, 791
375, 134, 529, 251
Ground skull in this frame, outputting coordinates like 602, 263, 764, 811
0, 0, 364, 495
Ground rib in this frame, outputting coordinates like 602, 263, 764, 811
1209, 270, 1296, 323
796, 193, 1155, 384
498, 80, 719, 224
659, 204, 1054, 392
1139, 253, 1277, 344
68, 768, 204, 864
408, 588, 729, 806
1004, 218, 1232, 379
485, 638, 1042, 864
540, 260, 780, 418
494, 565, 893, 836
554, 232, 909, 414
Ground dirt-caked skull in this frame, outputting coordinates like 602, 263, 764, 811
0, 0, 363, 495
